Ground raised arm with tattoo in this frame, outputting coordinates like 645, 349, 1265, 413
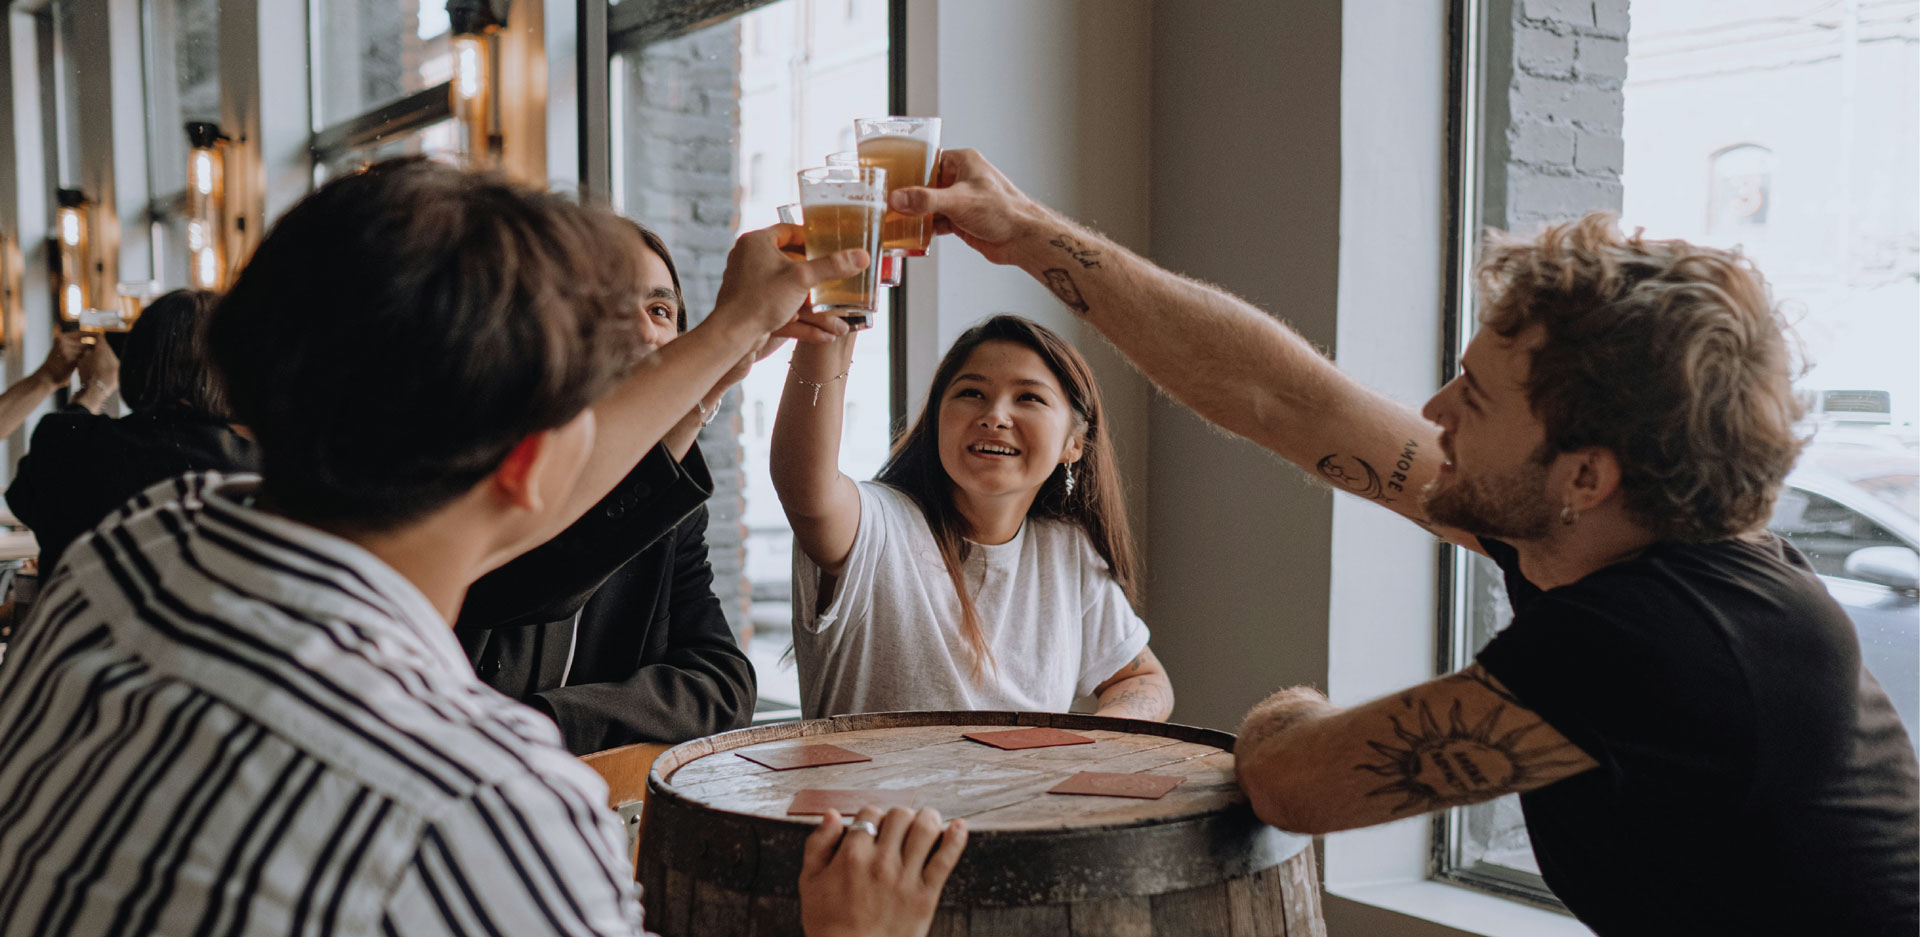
891, 152, 1476, 550
1231, 666, 1597, 834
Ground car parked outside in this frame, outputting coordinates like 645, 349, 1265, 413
1770, 438, 1919, 746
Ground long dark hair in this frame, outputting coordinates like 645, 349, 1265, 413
875, 315, 1138, 678
121, 288, 229, 419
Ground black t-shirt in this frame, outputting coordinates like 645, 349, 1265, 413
1476, 535, 1918, 936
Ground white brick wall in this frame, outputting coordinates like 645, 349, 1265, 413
1489, 0, 1630, 232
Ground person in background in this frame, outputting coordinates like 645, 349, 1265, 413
0, 331, 116, 440
894, 148, 1917, 936
773, 313, 1174, 721
457, 223, 756, 754
0, 157, 964, 936
7, 289, 257, 574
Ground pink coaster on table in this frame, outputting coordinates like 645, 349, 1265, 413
735, 743, 872, 771
786, 788, 927, 816
1047, 771, 1184, 800
962, 727, 1095, 750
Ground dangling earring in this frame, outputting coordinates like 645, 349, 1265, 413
1063, 462, 1076, 497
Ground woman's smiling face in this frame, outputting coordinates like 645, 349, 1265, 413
936, 339, 1084, 506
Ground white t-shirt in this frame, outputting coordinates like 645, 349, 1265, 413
792, 481, 1150, 717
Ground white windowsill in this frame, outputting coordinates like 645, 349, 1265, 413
1327, 879, 1595, 937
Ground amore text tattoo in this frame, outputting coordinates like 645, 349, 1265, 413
1315, 439, 1420, 504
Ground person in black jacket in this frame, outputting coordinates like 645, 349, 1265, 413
7, 290, 257, 574
455, 223, 761, 755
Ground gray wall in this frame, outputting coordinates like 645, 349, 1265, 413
904, 0, 1154, 585
1144, 0, 1344, 731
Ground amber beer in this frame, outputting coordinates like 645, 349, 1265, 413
854, 117, 942, 258
857, 135, 936, 251
796, 165, 887, 328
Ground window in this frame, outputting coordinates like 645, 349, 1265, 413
1708, 143, 1772, 234
142, 0, 220, 290
48, 1, 81, 191
1443, 0, 1920, 908
307, 0, 459, 183
608, 0, 896, 717
309, 0, 450, 131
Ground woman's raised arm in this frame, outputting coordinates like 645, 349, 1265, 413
771, 333, 864, 577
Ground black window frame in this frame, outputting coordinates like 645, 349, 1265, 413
1429, 0, 1570, 912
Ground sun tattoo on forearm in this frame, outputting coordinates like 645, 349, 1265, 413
1357, 668, 1586, 814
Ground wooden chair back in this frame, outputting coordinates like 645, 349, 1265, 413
580, 742, 672, 872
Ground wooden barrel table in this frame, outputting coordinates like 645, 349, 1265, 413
637, 712, 1322, 936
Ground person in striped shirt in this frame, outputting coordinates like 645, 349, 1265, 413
0, 158, 966, 937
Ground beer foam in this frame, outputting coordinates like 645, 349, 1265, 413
800, 196, 883, 210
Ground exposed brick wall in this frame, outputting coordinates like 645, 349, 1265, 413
616, 24, 753, 642
1484, 0, 1631, 232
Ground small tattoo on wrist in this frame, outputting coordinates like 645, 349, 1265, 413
1042, 269, 1090, 314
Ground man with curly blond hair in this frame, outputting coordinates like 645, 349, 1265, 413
895, 150, 1918, 935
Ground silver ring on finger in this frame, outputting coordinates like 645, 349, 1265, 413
848, 820, 879, 837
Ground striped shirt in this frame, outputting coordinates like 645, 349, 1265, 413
0, 473, 654, 936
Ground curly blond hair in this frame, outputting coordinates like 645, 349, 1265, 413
1476, 213, 1805, 542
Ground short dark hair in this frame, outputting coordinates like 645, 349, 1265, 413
120, 288, 228, 419
1477, 212, 1804, 541
208, 158, 645, 530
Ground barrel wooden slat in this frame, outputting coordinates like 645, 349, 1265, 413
925, 909, 970, 937
690, 879, 751, 934
1282, 850, 1327, 937
637, 712, 1320, 936
1067, 894, 1154, 935
749, 893, 803, 937
969, 904, 1070, 935
659, 867, 694, 935
1152, 882, 1236, 936
1233, 859, 1293, 937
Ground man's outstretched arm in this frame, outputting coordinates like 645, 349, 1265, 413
1232, 666, 1598, 835
894, 150, 1470, 544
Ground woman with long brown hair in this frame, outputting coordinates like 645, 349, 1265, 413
772, 314, 1173, 719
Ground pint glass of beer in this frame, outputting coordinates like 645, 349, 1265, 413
854, 117, 941, 271
795, 165, 887, 329
824, 152, 899, 285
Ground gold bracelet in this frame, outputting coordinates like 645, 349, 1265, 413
790, 363, 850, 406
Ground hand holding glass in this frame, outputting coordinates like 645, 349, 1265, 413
795, 165, 887, 330
855, 117, 941, 268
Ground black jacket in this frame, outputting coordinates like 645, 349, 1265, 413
455, 443, 755, 754
6, 405, 257, 572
